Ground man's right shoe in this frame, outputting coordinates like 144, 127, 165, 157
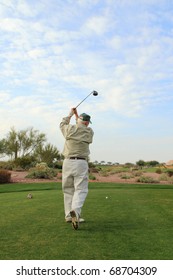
70, 210, 79, 230
65, 217, 85, 223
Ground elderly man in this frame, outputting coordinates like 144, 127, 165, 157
60, 108, 94, 230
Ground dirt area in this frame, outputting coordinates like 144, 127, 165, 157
10, 171, 61, 183
10, 170, 168, 184
92, 172, 162, 183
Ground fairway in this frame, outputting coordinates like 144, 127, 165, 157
0, 182, 173, 260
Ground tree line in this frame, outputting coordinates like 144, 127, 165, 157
0, 127, 163, 170
0, 127, 62, 169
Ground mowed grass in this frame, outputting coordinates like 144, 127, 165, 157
0, 182, 173, 260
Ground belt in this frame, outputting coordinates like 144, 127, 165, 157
69, 157, 86, 160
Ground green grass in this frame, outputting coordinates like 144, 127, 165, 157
0, 182, 173, 260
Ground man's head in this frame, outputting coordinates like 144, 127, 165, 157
78, 113, 92, 126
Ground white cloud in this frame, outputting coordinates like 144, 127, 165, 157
16, 0, 37, 17
84, 15, 110, 35
27, 48, 47, 59
77, 0, 99, 6
0, 91, 11, 102
108, 36, 122, 50
0, 18, 23, 32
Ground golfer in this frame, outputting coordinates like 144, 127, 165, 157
60, 108, 94, 230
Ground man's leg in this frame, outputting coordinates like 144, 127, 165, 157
72, 160, 89, 217
62, 159, 74, 219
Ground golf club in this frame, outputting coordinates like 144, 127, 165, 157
75, 90, 98, 109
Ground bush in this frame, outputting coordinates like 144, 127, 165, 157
109, 169, 121, 175
165, 169, 173, 177
26, 162, 57, 179
88, 162, 96, 168
137, 176, 159, 184
99, 170, 109, 177
121, 173, 133, 179
132, 171, 143, 177
89, 174, 96, 180
26, 170, 56, 179
168, 177, 173, 184
159, 174, 168, 181
0, 169, 11, 184
55, 161, 63, 169
50, 161, 62, 169
0, 161, 14, 170
57, 174, 62, 180
14, 156, 37, 170
155, 168, 162, 174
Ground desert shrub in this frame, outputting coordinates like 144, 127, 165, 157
89, 174, 96, 180
137, 176, 159, 184
26, 162, 57, 179
99, 170, 109, 177
50, 161, 62, 169
26, 170, 55, 179
89, 166, 101, 173
132, 171, 143, 177
168, 177, 173, 184
14, 156, 37, 170
155, 168, 162, 174
36, 162, 47, 168
0, 169, 11, 184
121, 173, 133, 179
165, 169, 173, 177
0, 161, 14, 170
88, 162, 96, 168
159, 174, 168, 181
109, 169, 121, 175
57, 174, 62, 180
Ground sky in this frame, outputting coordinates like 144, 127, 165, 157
0, 0, 173, 164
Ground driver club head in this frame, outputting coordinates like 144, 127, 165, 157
93, 91, 98, 96
75, 90, 98, 109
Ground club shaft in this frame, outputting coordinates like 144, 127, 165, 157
75, 91, 93, 108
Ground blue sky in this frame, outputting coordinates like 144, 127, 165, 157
0, 0, 173, 164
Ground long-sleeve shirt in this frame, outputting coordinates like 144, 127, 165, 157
60, 116, 94, 159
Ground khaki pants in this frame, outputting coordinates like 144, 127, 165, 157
62, 158, 89, 218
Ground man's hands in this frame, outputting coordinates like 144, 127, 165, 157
73, 108, 79, 119
68, 108, 79, 119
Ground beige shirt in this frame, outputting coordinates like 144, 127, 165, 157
60, 116, 94, 159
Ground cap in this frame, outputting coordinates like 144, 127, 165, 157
79, 113, 92, 123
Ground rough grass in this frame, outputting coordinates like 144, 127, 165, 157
0, 182, 173, 260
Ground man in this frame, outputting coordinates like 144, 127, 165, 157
60, 108, 94, 230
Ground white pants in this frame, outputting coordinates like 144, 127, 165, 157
62, 158, 89, 218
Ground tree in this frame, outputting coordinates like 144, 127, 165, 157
4, 127, 46, 160
147, 160, 160, 167
0, 139, 6, 158
136, 160, 146, 169
125, 162, 134, 167
35, 143, 61, 166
